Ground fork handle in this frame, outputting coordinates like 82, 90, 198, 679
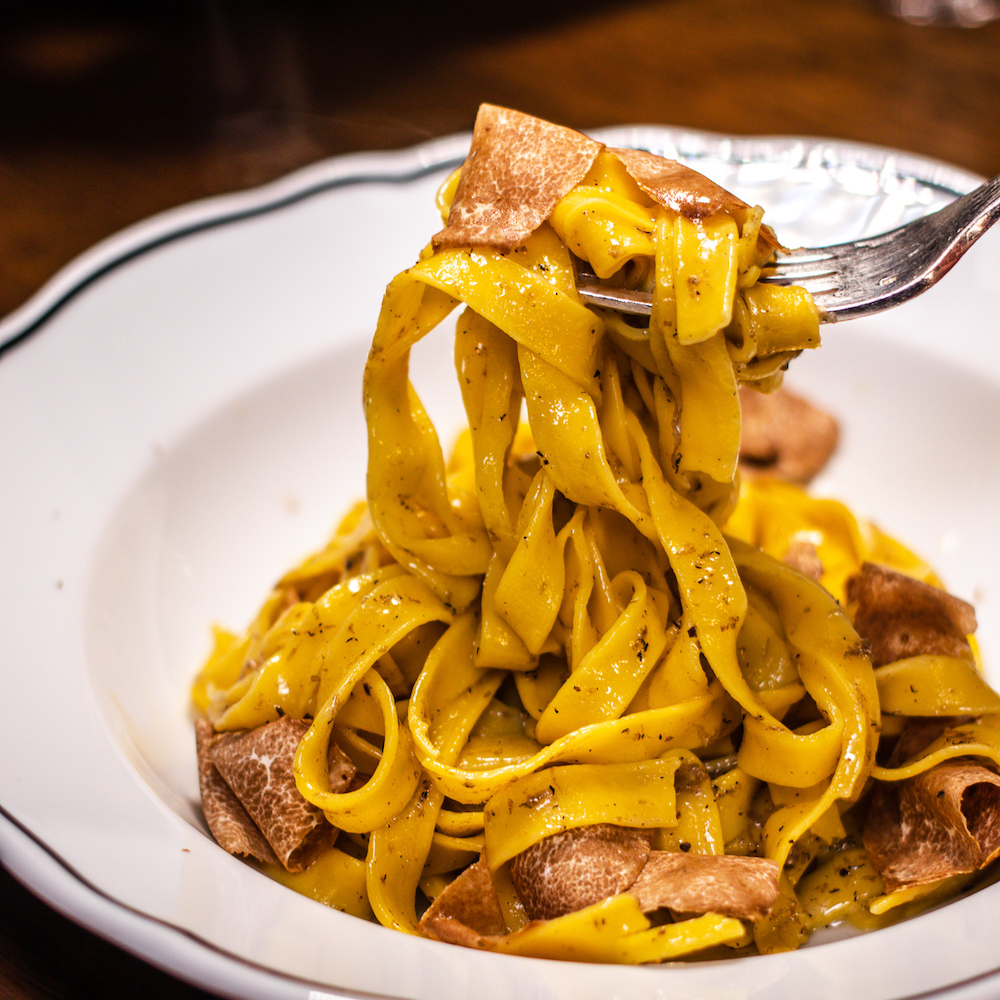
932, 171, 1000, 274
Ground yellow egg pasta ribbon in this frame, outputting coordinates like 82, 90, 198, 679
726, 476, 938, 602
367, 628, 506, 933
654, 750, 726, 855
364, 276, 485, 610
535, 571, 672, 742
408, 238, 602, 393
875, 656, 1000, 717
409, 613, 740, 804
482, 757, 682, 869
872, 722, 1000, 783
492, 895, 746, 963
453, 309, 525, 560
293, 573, 455, 832
490, 468, 568, 658
263, 847, 374, 921
728, 538, 879, 867
212, 567, 407, 731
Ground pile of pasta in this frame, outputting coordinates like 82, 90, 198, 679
193, 106, 1000, 962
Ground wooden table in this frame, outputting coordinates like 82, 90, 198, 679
2, 0, 998, 996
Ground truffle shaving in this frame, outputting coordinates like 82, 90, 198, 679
782, 538, 824, 581
206, 715, 356, 872
628, 851, 780, 921
508, 823, 654, 920
846, 563, 977, 667
196, 718, 278, 866
418, 859, 507, 947
433, 104, 601, 251
610, 146, 772, 240
864, 759, 1000, 892
738, 385, 839, 483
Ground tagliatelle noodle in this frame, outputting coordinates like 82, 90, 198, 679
193, 106, 1000, 960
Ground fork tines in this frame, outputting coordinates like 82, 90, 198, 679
759, 248, 840, 296
573, 259, 653, 317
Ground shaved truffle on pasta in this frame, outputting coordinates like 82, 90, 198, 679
865, 760, 1000, 891
738, 385, 839, 484
628, 852, 780, 921
198, 715, 355, 873
433, 104, 602, 252
418, 860, 507, 948
196, 719, 278, 866
509, 825, 654, 921
847, 562, 977, 667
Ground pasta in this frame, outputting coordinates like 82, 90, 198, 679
192, 105, 1000, 962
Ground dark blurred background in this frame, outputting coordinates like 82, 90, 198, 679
2, 0, 1000, 320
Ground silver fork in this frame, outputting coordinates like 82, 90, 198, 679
573, 172, 1000, 323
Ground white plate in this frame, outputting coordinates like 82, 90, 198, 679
1, 126, 999, 1000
